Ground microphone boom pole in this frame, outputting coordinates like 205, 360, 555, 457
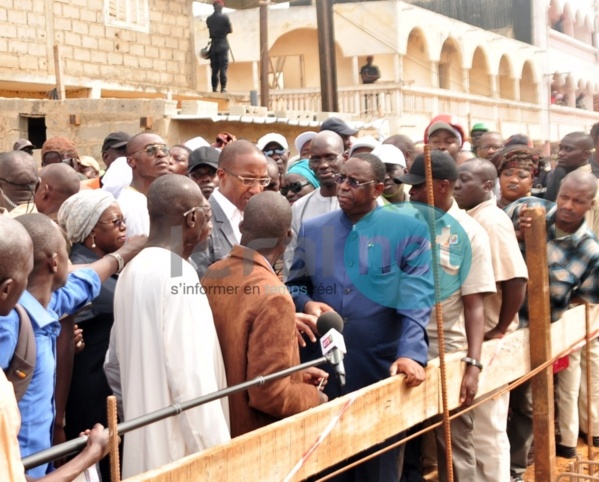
22, 356, 328, 470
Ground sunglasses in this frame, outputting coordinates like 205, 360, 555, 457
130, 144, 170, 157
334, 174, 375, 189
281, 181, 310, 195
263, 148, 287, 157
97, 217, 126, 228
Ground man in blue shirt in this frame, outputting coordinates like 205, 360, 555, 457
0, 213, 143, 477
287, 153, 433, 481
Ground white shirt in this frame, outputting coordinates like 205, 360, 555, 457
101, 156, 132, 199
210, 188, 243, 243
117, 187, 149, 237
106, 247, 230, 478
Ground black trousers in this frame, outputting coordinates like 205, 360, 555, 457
210, 47, 229, 91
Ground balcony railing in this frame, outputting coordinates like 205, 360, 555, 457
268, 83, 599, 141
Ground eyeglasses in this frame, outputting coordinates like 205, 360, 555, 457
97, 217, 125, 228
309, 154, 340, 166
334, 174, 375, 189
281, 181, 310, 195
263, 148, 287, 157
129, 144, 170, 157
183, 205, 211, 217
224, 169, 271, 187
480, 144, 504, 150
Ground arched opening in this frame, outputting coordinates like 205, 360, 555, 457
498, 55, 515, 100
404, 28, 431, 88
469, 47, 491, 97
520, 61, 538, 103
269, 28, 320, 89
439, 37, 463, 91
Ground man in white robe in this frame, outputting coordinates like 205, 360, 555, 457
106, 174, 230, 478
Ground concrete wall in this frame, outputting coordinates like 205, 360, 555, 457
0, 98, 177, 159
0, 0, 194, 95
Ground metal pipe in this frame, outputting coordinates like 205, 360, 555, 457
22, 356, 328, 470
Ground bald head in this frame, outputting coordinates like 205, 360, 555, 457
148, 174, 204, 225
0, 217, 33, 315
310, 131, 345, 157
560, 170, 598, 199
0, 150, 38, 184
563, 132, 594, 150
241, 191, 292, 249
219, 139, 264, 171
462, 158, 498, 183
15, 213, 64, 274
35, 163, 81, 216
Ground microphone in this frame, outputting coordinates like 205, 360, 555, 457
317, 312, 346, 387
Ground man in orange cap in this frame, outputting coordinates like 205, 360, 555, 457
424, 114, 465, 162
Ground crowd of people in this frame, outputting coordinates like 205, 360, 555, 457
0, 113, 598, 482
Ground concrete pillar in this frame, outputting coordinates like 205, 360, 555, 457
393, 53, 403, 84
252, 61, 260, 92
491, 75, 499, 99
431, 61, 439, 88
462, 68, 470, 93
513, 77, 521, 102
352, 56, 359, 85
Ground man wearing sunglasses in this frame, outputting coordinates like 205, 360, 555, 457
40, 136, 80, 168
257, 132, 289, 177
192, 139, 269, 278
287, 153, 433, 482
118, 133, 173, 237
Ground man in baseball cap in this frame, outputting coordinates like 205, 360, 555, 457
398, 148, 496, 482
188, 146, 220, 199
13, 139, 35, 155
101, 131, 131, 169
424, 115, 465, 162
470, 122, 489, 153
320, 117, 359, 151
257, 133, 289, 176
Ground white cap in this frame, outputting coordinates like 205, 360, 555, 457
371, 144, 406, 168
348, 135, 381, 157
184, 136, 210, 151
257, 133, 288, 151
294, 131, 317, 155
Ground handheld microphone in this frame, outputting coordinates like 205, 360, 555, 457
317, 312, 346, 387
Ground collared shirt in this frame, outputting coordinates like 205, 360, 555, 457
287, 206, 433, 397
428, 200, 496, 359
210, 187, 243, 243
505, 197, 599, 323
468, 198, 528, 332
0, 269, 101, 477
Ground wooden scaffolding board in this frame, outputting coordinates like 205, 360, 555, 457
125, 304, 595, 482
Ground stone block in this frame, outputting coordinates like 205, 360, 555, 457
8, 9, 26, 24
230, 104, 247, 116
82, 36, 98, 50
72, 20, 89, 35
180, 100, 218, 116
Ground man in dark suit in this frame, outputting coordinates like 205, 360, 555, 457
203, 191, 328, 437
191, 140, 269, 278
286, 153, 433, 481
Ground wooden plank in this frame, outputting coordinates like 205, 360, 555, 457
125, 305, 598, 482
525, 206, 556, 482
53, 44, 65, 100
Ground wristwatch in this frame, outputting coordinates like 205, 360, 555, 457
461, 356, 483, 371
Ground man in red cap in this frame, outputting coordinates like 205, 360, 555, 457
206, 0, 232, 93
424, 114, 465, 162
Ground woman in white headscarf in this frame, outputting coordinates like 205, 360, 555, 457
57, 190, 126, 482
